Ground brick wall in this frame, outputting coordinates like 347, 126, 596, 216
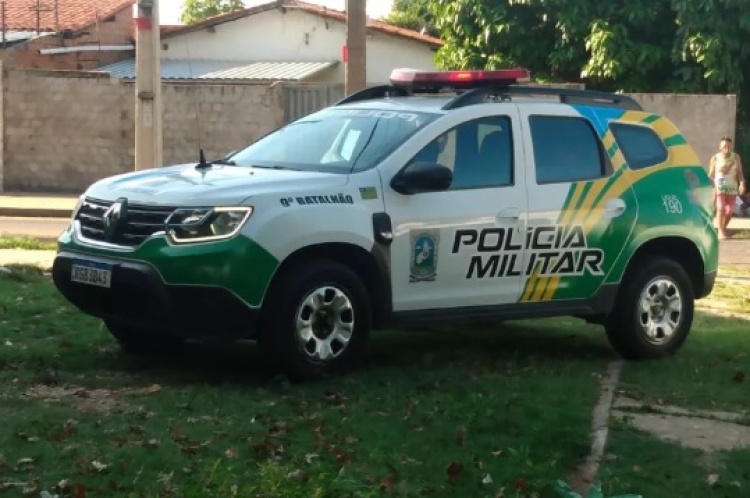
1, 68, 284, 192
1, 5, 134, 71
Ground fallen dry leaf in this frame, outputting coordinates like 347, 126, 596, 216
142, 438, 160, 449
70, 483, 86, 498
224, 448, 237, 459
380, 474, 396, 493
512, 477, 527, 490
446, 461, 463, 483
90, 460, 108, 473
707, 474, 720, 487
491, 450, 504, 457
456, 427, 467, 447
404, 401, 415, 421
482, 473, 493, 485
286, 469, 308, 482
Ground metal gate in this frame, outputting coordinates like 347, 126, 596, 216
282, 83, 345, 123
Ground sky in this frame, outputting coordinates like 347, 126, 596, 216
159, 0, 395, 25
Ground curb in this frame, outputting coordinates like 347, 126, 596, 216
0, 208, 72, 218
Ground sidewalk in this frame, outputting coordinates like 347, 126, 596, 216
0, 192, 79, 218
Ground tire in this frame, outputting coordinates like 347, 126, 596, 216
605, 256, 694, 360
104, 320, 185, 355
258, 259, 372, 382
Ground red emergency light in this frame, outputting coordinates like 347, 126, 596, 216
389, 68, 531, 90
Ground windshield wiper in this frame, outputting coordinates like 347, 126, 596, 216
211, 158, 237, 166
251, 164, 300, 171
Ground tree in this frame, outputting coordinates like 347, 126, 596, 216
381, 0, 438, 37
427, 0, 750, 94
180, 0, 245, 25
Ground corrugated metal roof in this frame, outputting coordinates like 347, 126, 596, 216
2, 30, 55, 43
95, 59, 339, 81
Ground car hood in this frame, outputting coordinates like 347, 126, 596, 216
85, 163, 350, 206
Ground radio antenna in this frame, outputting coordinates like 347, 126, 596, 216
186, 37, 209, 169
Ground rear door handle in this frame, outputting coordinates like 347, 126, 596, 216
604, 199, 626, 218
497, 207, 520, 220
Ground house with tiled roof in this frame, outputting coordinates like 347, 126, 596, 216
98, 0, 443, 85
0, 0, 136, 70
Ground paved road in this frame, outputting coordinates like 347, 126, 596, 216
0, 217, 68, 240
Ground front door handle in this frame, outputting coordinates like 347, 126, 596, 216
497, 207, 520, 220
604, 199, 626, 218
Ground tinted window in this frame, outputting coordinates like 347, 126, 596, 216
410, 116, 514, 189
610, 122, 669, 170
529, 116, 605, 184
230, 108, 439, 174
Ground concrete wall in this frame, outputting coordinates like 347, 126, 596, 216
629, 93, 737, 167
0, 68, 737, 193
1, 5, 135, 71
1, 68, 283, 193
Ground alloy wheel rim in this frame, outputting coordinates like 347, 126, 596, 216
637, 276, 682, 345
294, 286, 354, 361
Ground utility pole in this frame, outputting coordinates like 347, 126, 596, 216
134, 0, 162, 171
345, 0, 366, 95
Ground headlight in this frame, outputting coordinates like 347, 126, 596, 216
165, 206, 253, 244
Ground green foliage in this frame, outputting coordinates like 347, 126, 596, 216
180, 0, 245, 25
428, 0, 750, 93
381, 0, 438, 37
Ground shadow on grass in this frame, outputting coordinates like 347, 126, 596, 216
27, 316, 621, 395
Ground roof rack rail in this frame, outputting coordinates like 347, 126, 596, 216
442, 85, 643, 111
334, 84, 410, 106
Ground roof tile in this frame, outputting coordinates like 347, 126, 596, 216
1, 0, 133, 32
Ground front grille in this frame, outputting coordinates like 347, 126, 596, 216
76, 197, 176, 247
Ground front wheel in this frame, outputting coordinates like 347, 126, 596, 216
605, 257, 694, 360
259, 260, 372, 382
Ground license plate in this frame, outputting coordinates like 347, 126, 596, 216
70, 259, 112, 288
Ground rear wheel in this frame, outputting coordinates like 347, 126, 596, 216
605, 257, 694, 360
104, 320, 185, 355
259, 259, 372, 382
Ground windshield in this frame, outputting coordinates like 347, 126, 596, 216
228, 108, 440, 173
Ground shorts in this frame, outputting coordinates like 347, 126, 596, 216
716, 193, 737, 216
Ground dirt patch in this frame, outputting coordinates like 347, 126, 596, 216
22, 383, 162, 414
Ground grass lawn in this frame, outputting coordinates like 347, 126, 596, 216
600, 273, 750, 498
0, 265, 607, 497
0, 236, 57, 251
0, 264, 748, 497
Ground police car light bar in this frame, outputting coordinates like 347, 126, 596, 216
389, 68, 531, 90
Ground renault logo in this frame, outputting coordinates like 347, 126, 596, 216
102, 197, 128, 241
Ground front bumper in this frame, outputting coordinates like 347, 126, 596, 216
52, 249, 263, 340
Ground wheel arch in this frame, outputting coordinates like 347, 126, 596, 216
620, 236, 706, 298
265, 242, 392, 328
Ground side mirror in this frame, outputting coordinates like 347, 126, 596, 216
391, 161, 453, 195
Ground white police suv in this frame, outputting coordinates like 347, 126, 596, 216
52, 68, 719, 380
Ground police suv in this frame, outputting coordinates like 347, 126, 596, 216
52, 68, 719, 381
